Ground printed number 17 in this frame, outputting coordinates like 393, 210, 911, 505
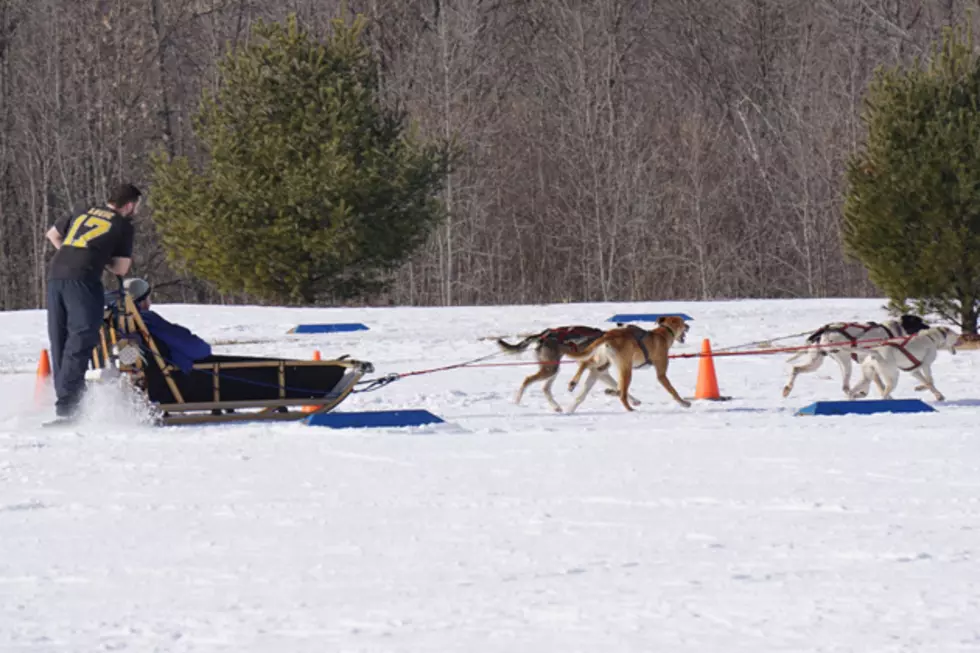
63, 214, 111, 248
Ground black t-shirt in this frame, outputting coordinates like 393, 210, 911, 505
48, 205, 134, 281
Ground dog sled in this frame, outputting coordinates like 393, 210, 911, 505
91, 291, 373, 426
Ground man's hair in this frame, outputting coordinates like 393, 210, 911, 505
108, 183, 142, 208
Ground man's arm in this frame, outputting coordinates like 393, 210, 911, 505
48, 211, 74, 249
46, 226, 64, 250
106, 218, 134, 276
106, 257, 132, 276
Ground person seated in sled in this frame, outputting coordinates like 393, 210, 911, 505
117, 277, 351, 407
123, 277, 211, 374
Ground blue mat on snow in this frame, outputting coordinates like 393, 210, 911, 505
305, 409, 446, 429
290, 323, 369, 334
796, 399, 936, 416
608, 313, 693, 323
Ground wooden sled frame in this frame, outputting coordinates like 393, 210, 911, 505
93, 294, 374, 426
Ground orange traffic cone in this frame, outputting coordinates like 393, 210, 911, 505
34, 349, 52, 405
302, 350, 323, 413
694, 338, 722, 400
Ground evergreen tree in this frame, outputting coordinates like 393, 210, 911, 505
844, 24, 980, 334
149, 13, 455, 304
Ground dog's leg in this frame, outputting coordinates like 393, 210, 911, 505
598, 370, 641, 406
849, 363, 872, 399
566, 366, 601, 414
835, 352, 854, 396
515, 362, 559, 406
912, 367, 944, 401
567, 360, 588, 393
782, 349, 822, 397
913, 368, 932, 392
871, 369, 886, 397
616, 365, 635, 412
540, 374, 564, 413
515, 370, 541, 404
655, 359, 691, 408
879, 366, 899, 400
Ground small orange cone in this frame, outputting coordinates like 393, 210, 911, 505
302, 350, 323, 413
694, 338, 721, 400
34, 349, 52, 405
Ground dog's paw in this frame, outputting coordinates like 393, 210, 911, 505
914, 384, 927, 392
781, 386, 792, 398
603, 388, 618, 396
679, 399, 692, 408
567, 382, 578, 392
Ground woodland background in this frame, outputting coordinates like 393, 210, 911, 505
0, 0, 972, 309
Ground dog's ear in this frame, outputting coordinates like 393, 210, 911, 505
901, 314, 928, 334
656, 316, 667, 325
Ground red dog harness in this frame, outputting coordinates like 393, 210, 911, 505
824, 322, 895, 361
541, 326, 604, 353
884, 335, 923, 371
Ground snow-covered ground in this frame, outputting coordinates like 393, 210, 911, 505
1, 298, 978, 652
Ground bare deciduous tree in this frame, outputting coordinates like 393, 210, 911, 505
1, 0, 977, 309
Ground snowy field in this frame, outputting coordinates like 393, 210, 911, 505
1, 297, 979, 652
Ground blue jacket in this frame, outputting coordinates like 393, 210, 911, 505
141, 310, 212, 373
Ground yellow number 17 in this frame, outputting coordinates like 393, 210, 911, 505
63, 214, 111, 248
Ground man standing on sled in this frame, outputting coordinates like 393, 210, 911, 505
45, 183, 140, 419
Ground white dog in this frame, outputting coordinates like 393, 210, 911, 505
848, 326, 960, 401
782, 315, 930, 398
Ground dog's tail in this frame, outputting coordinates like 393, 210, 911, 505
785, 349, 807, 363
805, 325, 829, 344
786, 343, 819, 363
496, 331, 546, 354
563, 332, 613, 360
786, 325, 829, 363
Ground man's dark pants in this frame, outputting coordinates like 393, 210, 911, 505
47, 279, 104, 417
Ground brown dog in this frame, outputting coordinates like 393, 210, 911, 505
564, 316, 691, 413
497, 326, 641, 412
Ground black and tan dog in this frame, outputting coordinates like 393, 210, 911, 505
497, 326, 638, 412
564, 316, 691, 413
